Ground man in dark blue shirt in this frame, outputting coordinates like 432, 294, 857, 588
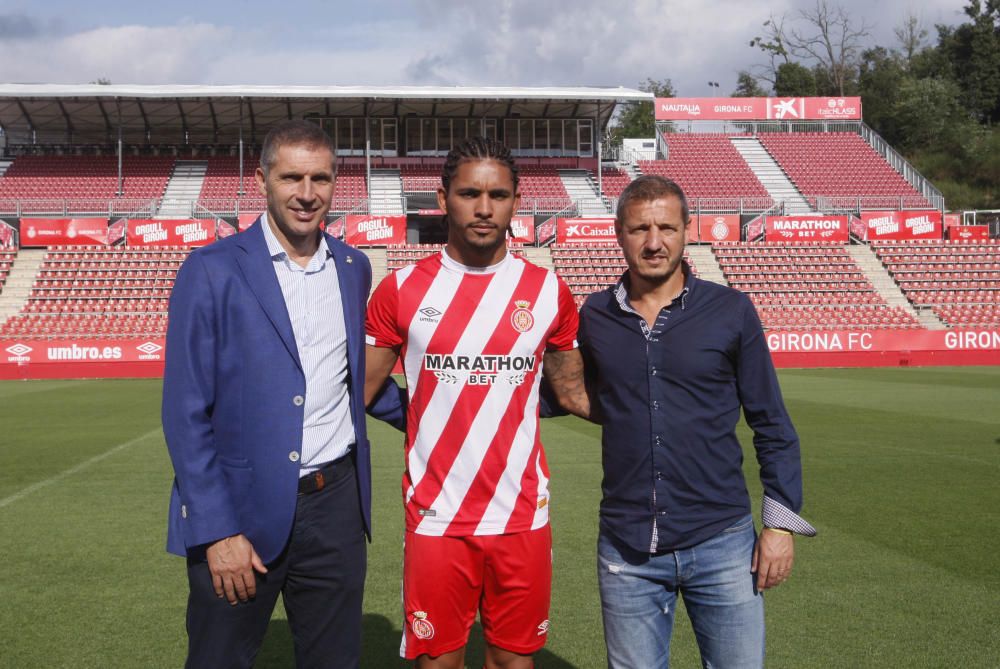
577, 175, 815, 669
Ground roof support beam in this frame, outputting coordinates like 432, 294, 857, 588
95, 99, 112, 142
15, 100, 35, 143
115, 98, 123, 195
238, 97, 245, 195
247, 99, 257, 146
207, 99, 219, 142
135, 99, 151, 142
176, 99, 188, 143
364, 100, 371, 195
56, 100, 74, 143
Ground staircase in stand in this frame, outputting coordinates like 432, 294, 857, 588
686, 245, 728, 286
156, 161, 208, 218
0, 249, 45, 326
369, 169, 404, 215
730, 137, 812, 214
848, 243, 944, 329
558, 170, 611, 216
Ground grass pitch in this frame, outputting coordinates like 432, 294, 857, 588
0, 367, 998, 667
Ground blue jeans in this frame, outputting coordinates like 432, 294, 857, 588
597, 515, 764, 669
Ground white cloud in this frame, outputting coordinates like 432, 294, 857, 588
0, 0, 969, 92
0, 22, 232, 83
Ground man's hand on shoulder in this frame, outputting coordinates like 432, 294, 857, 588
205, 534, 268, 605
751, 528, 794, 591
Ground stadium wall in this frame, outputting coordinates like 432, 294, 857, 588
2, 330, 999, 379
768, 329, 1000, 368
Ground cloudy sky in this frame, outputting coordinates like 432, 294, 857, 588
0, 0, 968, 95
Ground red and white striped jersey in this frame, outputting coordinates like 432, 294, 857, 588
366, 250, 578, 537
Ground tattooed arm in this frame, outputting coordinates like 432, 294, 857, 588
541, 349, 591, 421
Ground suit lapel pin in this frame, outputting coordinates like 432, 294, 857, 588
346, 255, 353, 264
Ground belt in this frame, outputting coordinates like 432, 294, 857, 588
297, 452, 353, 495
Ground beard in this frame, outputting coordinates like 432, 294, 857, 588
630, 251, 683, 284
450, 219, 508, 254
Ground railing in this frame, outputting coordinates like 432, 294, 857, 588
811, 195, 942, 212
687, 197, 776, 214
743, 201, 784, 241
0, 198, 160, 217
0, 192, 946, 223
859, 123, 944, 207
516, 198, 581, 216
535, 201, 580, 246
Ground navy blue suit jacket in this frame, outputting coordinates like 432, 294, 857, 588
162, 219, 400, 562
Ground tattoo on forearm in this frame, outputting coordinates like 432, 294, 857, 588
544, 351, 591, 419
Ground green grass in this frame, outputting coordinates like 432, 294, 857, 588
1, 368, 998, 667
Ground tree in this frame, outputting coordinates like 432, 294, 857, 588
609, 78, 676, 143
937, 0, 1000, 122
858, 46, 907, 143
894, 12, 929, 68
774, 62, 817, 96
892, 76, 967, 151
732, 71, 768, 97
786, 1, 871, 95
750, 1, 871, 96
749, 13, 792, 88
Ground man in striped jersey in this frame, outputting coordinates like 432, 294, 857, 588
364, 137, 589, 669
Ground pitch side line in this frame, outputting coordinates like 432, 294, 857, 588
0, 427, 162, 510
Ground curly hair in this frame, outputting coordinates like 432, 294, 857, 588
441, 137, 519, 193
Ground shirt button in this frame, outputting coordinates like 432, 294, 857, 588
655, 472, 664, 480
181, 504, 187, 518
292, 395, 304, 406
652, 400, 659, 410
655, 436, 662, 446
289, 451, 300, 463
650, 367, 656, 376
658, 511, 667, 516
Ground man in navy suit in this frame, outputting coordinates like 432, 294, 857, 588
162, 120, 400, 668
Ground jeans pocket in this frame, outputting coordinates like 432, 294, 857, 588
720, 514, 755, 534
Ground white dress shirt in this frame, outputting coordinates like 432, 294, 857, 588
262, 214, 355, 475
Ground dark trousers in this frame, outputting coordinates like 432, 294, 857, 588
185, 456, 367, 669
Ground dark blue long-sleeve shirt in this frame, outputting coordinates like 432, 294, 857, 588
578, 265, 813, 553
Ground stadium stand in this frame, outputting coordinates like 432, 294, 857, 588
398, 160, 583, 211
551, 243, 698, 307
757, 133, 931, 209
517, 165, 571, 209
385, 243, 526, 273
714, 241, 921, 329
597, 167, 632, 199
638, 134, 771, 206
399, 164, 443, 192
197, 156, 368, 204
0, 245, 185, 339
0, 248, 13, 292
872, 239, 1000, 327
0, 155, 173, 204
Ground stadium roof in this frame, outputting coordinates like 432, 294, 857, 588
0, 84, 651, 145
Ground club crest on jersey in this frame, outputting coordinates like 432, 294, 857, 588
411, 611, 435, 640
537, 619, 550, 636
510, 300, 535, 333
